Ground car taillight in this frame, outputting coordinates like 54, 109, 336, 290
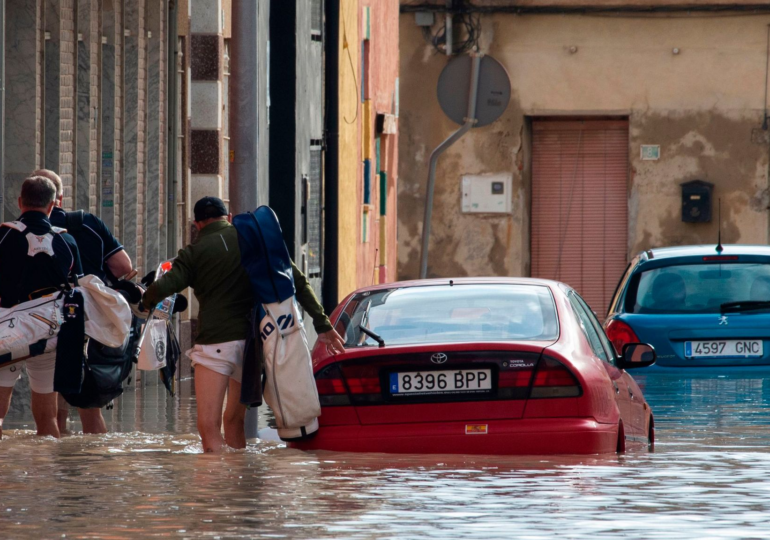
340, 365, 380, 394
530, 357, 581, 398
340, 364, 384, 404
315, 364, 350, 406
498, 370, 533, 387
497, 367, 534, 399
605, 319, 640, 356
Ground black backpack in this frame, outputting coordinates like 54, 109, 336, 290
61, 316, 141, 409
64, 210, 85, 234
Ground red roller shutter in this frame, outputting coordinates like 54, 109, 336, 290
531, 119, 629, 315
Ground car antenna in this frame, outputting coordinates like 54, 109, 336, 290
716, 198, 724, 254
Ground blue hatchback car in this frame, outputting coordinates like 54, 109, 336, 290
604, 245, 770, 370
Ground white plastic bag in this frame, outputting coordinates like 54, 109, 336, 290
261, 298, 321, 440
137, 319, 167, 371
78, 275, 132, 348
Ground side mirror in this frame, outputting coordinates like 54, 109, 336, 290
617, 343, 656, 369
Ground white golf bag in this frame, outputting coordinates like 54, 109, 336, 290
0, 274, 131, 368
260, 298, 321, 440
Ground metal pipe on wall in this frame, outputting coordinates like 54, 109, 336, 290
231, 0, 264, 440
229, 0, 261, 216
419, 54, 481, 279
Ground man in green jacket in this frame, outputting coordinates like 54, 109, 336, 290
142, 197, 344, 453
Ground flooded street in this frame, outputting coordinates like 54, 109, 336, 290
3, 373, 770, 539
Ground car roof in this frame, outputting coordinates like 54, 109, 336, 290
643, 244, 770, 260
347, 277, 564, 295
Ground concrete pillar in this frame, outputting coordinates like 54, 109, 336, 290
112, 0, 124, 238
44, 0, 60, 173
59, 0, 75, 209
5, 0, 41, 218
76, 0, 91, 212
158, 0, 167, 262
123, 0, 142, 269
100, 0, 116, 230
145, 0, 162, 272
190, 0, 223, 210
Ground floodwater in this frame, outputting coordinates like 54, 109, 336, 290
3, 373, 770, 539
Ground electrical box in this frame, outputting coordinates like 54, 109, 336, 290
462, 174, 512, 214
681, 180, 713, 223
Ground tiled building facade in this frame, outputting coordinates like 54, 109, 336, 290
4, 0, 174, 277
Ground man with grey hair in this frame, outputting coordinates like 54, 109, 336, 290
0, 175, 83, 438
32, 169, 133, 435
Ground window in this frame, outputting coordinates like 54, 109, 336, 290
628, 262, 770, 314
307, 143, 323, 276
608, 261, 634, 315
568, 292, 613, 364
337, 284, 559, 347
574, 293, 617, 364
311, 0, 323, 36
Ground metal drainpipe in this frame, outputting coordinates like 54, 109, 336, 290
419, 54, 481, 279
229, 0, 260, 215
322, 0, 340, 315
231, 0, 262, 441
166, 0, 177, 259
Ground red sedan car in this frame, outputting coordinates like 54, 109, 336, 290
290, 278, 656, 455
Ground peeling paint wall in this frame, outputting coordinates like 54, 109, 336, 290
398, 12, 770, 281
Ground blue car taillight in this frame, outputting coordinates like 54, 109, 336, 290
605, 319, 641, 356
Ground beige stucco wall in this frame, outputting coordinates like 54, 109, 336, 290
398, 12, 770, 280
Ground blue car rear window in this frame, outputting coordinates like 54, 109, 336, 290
335, 284, 559, 347
629, 263, 770, 314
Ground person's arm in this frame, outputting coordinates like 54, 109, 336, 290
142, 247, 194, 309
92, 215, 133, 278
291, 261, 345, 354
291, 261, 332, 332
105, 249, 132, 279
67, 236, 84, 279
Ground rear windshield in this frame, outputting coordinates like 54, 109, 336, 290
335, 284, 559, 347
628, 262, 770, 314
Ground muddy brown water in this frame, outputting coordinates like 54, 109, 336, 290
3, 372, 770, 538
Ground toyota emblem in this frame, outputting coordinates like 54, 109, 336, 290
431, 353, 448, 364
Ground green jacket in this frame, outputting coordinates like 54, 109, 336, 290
142, 220, 332, 344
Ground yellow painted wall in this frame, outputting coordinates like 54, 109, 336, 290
337, 0, 361, 302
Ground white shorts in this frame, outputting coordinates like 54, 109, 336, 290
187, 340, 246, 383
0, 352, 57, 394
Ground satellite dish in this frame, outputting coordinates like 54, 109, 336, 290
437, 55, 511, 128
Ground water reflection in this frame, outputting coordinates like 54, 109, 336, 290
2, 372, 770, 538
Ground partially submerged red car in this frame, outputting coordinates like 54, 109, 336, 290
290, 278, 656, 455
